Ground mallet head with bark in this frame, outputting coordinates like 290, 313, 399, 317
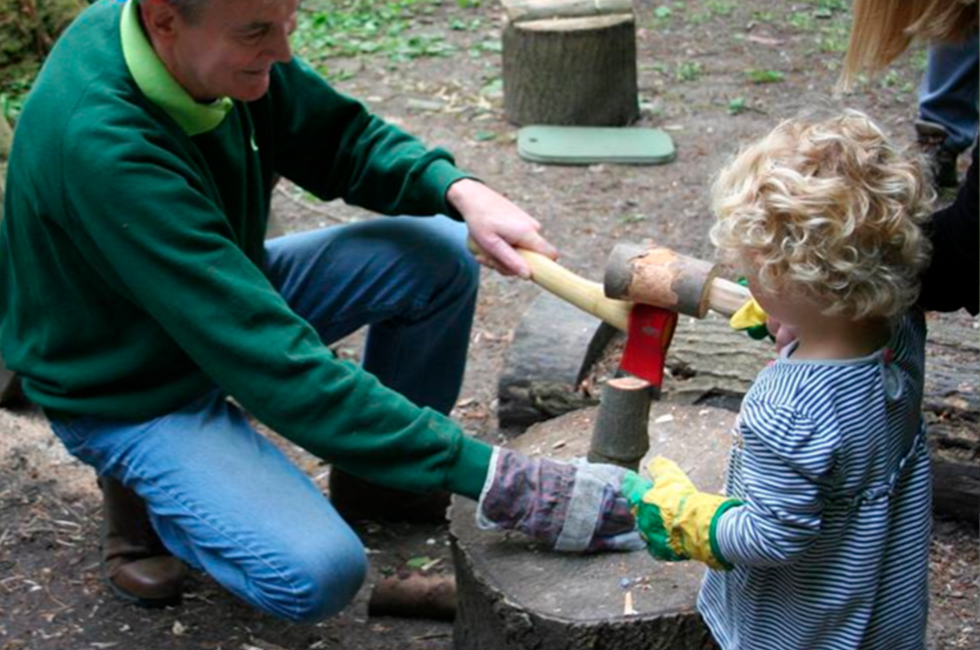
467, 237, 751, 387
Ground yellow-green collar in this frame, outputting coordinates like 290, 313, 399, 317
120, 0, 233, 136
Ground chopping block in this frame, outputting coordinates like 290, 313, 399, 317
450, 401, 735, 650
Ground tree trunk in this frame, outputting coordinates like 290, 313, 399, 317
451, 403, 731, 650
503, 14, 639, 126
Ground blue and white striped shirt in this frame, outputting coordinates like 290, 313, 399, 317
699, 311, 931, 650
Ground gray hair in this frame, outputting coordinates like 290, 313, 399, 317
138, 0, 212, 23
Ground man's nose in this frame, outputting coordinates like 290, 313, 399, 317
268, 27, 292, 63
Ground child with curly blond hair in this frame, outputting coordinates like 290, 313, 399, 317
623, 110, 935, 650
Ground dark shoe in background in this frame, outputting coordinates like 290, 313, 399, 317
99, 476, 187, 607
328, 468, 451, 524
915, 119, 961, 188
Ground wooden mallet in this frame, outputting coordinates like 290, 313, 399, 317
468, 238, 751, 469
466, 238, 749, 334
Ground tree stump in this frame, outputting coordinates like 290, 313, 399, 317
502, 13, 639, 126
450, 403, 734, 650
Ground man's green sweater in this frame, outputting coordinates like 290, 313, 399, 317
0, 0, 491, 498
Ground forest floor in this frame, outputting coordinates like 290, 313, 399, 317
1, 1, 977, 649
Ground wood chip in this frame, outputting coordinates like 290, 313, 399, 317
623, 590, 638, 616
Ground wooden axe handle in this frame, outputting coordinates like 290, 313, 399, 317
468, 239, 631, 331
708, 278, 753, 318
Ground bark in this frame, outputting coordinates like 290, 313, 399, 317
503, 15, 638, 126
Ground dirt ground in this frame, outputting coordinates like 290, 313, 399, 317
1, 1, 978, 649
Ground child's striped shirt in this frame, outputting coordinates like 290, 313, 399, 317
699, 311, 931, 650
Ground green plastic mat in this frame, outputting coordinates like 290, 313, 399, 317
518, 125, 676, 165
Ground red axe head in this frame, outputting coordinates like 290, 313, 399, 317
618, 304, 678, 388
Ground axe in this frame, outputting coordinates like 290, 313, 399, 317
468, 239, 751, 388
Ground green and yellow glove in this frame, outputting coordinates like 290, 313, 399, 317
622, 457, 742, 570
730, 296, 771, 341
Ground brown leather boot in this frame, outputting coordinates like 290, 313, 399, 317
328, 468, 451, 524
99, 476, 187, 607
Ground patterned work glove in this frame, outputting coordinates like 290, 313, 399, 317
477, 447, 645, 553
622, 456, 743, 570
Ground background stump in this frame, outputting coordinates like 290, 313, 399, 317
451, 402, 735, 650
502, 14, 639, 126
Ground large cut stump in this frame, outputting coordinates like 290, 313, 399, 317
451, 403, 734, 650
502, 13, 639, 126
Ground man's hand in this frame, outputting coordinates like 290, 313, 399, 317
477, 448, 645, 553
446, 179, 557, 278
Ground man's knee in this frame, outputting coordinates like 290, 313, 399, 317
259, 533, 368, 622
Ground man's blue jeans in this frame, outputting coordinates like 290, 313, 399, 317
49, 216, 479, 621
919, 35, 980, 153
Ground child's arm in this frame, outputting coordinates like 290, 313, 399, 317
712, 400, 831, 567
624, 399, 831, 569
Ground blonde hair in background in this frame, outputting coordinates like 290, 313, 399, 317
709, 110, 934, 321
841, 0, 979, 88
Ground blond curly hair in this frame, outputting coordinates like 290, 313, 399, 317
709, 111, 934, 320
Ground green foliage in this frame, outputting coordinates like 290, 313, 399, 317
727, 97, 747, 115
818, 20, 850, 53
0, 0, 86, 66
746, 69, 785, 84
0, 0, 87, 124
406, 556, 436, 569
706, 0, 736, 17
813, 0, 849, 12
291, 0, 469, 74
687, 11, 712, 25
789, 11, 815, 31
654, 6, 672, 19
676, 60, 705, 82
619, 213, 647, 225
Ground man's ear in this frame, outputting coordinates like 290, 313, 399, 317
139, 0, 183, 44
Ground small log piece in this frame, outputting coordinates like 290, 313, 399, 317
588, 376, 653, 470
502, 14, 639, 126
368, 573, 456, 622
605, 243, 719, 318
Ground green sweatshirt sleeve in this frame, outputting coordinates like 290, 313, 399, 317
59, 110, 490, 500
258, 58, 475, 218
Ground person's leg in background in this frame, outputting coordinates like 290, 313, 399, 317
915, 35, 979, 188
263, 215, 480, 523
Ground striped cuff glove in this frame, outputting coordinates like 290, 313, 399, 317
477, 447, 645, 553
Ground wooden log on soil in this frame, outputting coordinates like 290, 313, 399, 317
587, 376, 653, 470
451, 403, 733, 650
502, 14, 639, 126
931, 458, 980, 524
368, 573, 456, 622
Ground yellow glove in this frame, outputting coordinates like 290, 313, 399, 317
729, 298, 770, 341
622, 457, 742, 570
